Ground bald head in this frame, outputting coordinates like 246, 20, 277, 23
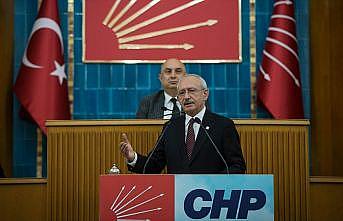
160, 58, 186, 73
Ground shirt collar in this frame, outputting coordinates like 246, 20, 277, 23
163, 91, 176, 107
185, 106, 206, 125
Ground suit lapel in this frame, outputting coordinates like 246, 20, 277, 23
189, 111, 215, 164
154, 90, 165, 118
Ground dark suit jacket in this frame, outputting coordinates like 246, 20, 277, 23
136, 90, 211, 119
129, 110, 246, 174
136, 90, 165, 119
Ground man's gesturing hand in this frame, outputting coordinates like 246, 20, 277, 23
120, 133, 135, 162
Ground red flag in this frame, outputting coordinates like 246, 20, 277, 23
257, 0, 304, 119
13, 0, 70, 134
84, 0, 240, 62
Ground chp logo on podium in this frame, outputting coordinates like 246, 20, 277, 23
100, 175, 174, 220
99, 175, 274, 221
84, 0, 241, 62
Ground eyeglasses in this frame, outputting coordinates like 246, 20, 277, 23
162, 68, 185, 74
177, 88, 206, 97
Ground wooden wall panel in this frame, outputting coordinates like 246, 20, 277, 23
329, 1, 343, 176
46, 119, 309, 221
47, 120, 163, 221
0, 0, 13, 177
237, 123, 309, 221
310, 177, 343, 221
0, 179, 47, 221
311, 0, 343, 176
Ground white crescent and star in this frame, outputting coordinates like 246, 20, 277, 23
22, 17, 67, 85
50, 61, 67, 85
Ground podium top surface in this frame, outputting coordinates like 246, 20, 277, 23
46, 119, 310, 127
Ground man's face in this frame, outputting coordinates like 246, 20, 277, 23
159, 59, 186, 90
177, 76, 208, 116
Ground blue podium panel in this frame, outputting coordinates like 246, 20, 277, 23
175, 175, 274, 221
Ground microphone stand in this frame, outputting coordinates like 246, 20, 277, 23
194, 117, 230, 174
142, 120, 171, 174
160, 106, 184, 118
142, 107, 184, 173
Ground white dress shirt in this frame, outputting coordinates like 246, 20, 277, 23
163, 92, 181, 119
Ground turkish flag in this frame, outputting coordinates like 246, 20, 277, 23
257, 0, 304, 119
13, 0, 70, 134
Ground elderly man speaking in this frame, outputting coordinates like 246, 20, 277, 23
120, 74, 246, 174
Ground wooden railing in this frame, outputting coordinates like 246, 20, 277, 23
46, 119, 309, 221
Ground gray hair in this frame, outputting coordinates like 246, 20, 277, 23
177, 74, 208, 90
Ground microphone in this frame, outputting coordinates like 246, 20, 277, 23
160, 106, 184, 118
142, 106, 184, 173
142, 120, 171, 174
160, 106, 171, 111
193, 117, 230, 174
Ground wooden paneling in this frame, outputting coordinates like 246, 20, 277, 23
329, 1, 343, 176
47, 120, 163, 221
0, 179, 47, 221
310, 177, 343, 221
0, 0, 13, 177
311, 0, 343, 176
46, 119, 310, 221
237, 124, 310, 221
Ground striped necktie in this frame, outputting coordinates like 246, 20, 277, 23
170, 97, 180, 119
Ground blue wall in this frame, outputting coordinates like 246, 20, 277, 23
12, 0, 310, 177
73, 0, 252, 119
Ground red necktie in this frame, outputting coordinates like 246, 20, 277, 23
186, 118, 195, 159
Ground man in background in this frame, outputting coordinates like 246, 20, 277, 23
136, 58, 186, 119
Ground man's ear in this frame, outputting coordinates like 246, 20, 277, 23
203, 89, 209, 101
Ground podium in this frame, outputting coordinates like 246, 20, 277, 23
99, 174, 274, 221
46, 119, 309, 221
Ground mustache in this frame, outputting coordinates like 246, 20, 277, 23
183, 99, 194, 105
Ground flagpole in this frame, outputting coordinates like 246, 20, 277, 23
249, 0, 257, 118
34, 0, 43, 179
36, 128, 43, 178
68, 0, 74, 117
